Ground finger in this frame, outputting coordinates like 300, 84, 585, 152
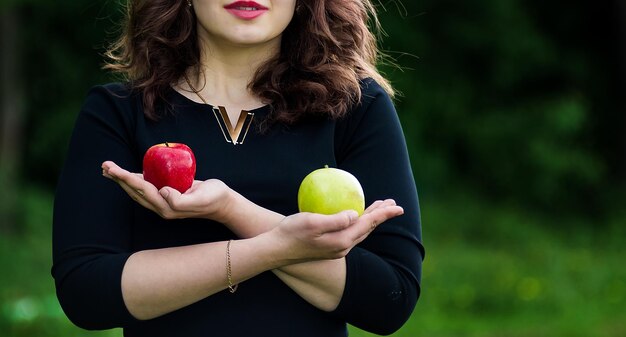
363, 199, 398, 215
363, 200, 384, 214
115, 179, 161, 212
104, 163, 150, 196
102, 161, 117, 179
102, 161, 149, 199
104, 163, 174, 213
305, 210, 359, 235
116, 172, 153, 199
102, 161, 127, 178
367, 204, 404, 226
160, 187, 210, 218
104, 163, 140, 184
160, 187, 184, 210
348, 205, 404, 241
380, 199, 397, 207
349, 219, 378, 247
182, 180, 205, 195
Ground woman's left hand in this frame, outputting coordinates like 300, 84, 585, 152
101, 161, 232, 221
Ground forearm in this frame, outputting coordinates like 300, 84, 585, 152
121, 235, 283, 320
222, 190, 347, 311
100, 163, 357, 314
272, 259, 346, 311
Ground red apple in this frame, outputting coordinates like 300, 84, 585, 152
143, 142, 196, 193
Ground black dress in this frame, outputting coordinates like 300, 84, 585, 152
52, 78, 424, 337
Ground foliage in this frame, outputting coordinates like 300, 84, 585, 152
375, 0, 624, 216
16, 1, 123, 187
1, 0, 625, 336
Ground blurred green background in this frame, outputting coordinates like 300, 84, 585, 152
1, 0, 625, 336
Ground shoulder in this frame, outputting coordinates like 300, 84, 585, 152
100, 82, 132, 94
76, 82, 142, 133
83, 82, 135, 104
350, 77, 396, 121
338, 78, 397, 130
359, 77, 389, 103
334, 78, 401, 158
80, 82, 140, 115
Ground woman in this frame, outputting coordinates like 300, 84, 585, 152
52, 0, 424, 336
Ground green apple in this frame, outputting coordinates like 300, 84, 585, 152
298, 165, 365, 215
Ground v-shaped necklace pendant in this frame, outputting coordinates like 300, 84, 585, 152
183, 75, 255, 146
212, 106, 255, 145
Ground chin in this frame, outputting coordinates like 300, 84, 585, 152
228, 32, 281, 47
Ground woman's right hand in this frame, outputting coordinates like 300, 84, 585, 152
101, 161, 233, 222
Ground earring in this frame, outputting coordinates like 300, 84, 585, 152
187, 0, 192, 7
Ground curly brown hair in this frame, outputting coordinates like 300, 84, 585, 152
104, 0, 394, 123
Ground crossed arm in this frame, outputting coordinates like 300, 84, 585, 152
101, 161, 404, 320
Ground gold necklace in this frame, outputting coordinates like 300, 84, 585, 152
183, 74, 255, 145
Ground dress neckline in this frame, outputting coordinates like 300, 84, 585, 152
167, 86, 271, 115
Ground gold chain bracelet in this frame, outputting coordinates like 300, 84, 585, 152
226, 240, 238, 293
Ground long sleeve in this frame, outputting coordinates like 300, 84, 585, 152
331, 79, 425, 335
51, 84, 139, 329
51, 80, 423, 336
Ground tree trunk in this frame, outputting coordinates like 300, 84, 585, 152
617, 0, 626, 180
0, 7, 24, 233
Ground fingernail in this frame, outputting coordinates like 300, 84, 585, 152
160, 188, 170, 198
347, 210, 359, 222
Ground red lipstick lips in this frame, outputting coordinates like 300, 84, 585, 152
224, 1, 268, 20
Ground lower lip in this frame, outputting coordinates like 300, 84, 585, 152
225, 8, 268, 20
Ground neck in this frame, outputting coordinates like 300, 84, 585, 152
188, 35, 280, 106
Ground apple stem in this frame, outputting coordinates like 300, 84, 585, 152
324, 164, 329, 168
165, 142, 169, 147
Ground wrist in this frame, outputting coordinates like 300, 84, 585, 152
214, 189, 285, 238
209, 184, 238, 224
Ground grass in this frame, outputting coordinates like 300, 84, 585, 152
1, 186, 624, 337
351, 193, 626, 337
0, 186, 122, 337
